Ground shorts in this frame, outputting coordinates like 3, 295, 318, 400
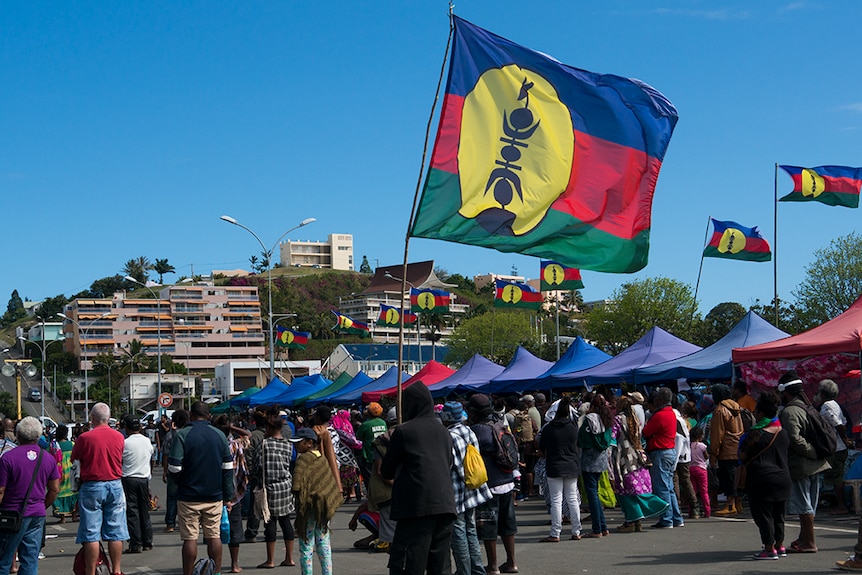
476, 491, 517, 541
824, 449, 848, 485
178, 500, 223, 541
786, 474, 821, 516
76, 480, 130, 544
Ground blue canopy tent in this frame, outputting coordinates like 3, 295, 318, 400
211, 386, 260, 414
230, 377, 289, 408
426, 354, 505, 397
552, 327, 701, 388
634, 311, 789, 383
497, 337, 611, 393
305, 371, 373, 407
485, 346, 553, 394
252, 374, 333, 407
326, 366, 408, 405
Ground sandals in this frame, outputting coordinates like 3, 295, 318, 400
788, 541, 818, 553
500, 564, 519, 574
539, 536, 560, 543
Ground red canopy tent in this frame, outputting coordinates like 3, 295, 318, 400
361, 360, 456, 403
732, 294, 862, 423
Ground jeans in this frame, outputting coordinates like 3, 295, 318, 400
165, 475, 178, 527
582, 472, 608, 534
649, 449, 683, 526
0, 515, 44, 575
547, 475, 581, 538
450, 508, 484, 575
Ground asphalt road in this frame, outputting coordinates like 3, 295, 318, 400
0, 352, 68, 426
36, 473, 860, 575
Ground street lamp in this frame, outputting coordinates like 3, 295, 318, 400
123, 277, 165, 416
220, 215, 315, 382
18, 315, 64, 422
58, 311, 111, 419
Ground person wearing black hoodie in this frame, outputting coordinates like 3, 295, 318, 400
381, 383, 456, 575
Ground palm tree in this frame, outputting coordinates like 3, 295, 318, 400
153, 258, 175, 284
120, 339, 150, 375
122, 256, 153, 284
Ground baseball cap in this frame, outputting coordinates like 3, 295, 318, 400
287, 427, 319, 443
366, 402, 383, 417
468, 393, 491, 411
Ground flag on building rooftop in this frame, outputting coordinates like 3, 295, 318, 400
703, 218, 771, 262
275, 327, 310, 349
778, 165, 862, 208
331, 310, 370, 336
410, 288, 450, 314
409, 16, 678, 273
540, 260, 584, 291
494, 279, 543, 310
377, 304, 418, 327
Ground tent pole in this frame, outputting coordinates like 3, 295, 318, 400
774, 162, 780, 326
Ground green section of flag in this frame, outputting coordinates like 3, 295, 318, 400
411, 169, 649, 273
778, 191, 859, 209
702, 246, 771, 262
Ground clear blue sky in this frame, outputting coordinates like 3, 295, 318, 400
3, 1, 860, 318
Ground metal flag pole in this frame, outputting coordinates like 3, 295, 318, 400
396, 9, 454, 424
555, 292, 561, 360
773, 162, 780, 326
691, 216, 711, 324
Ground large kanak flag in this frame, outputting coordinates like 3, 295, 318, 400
410, 16, 678, 273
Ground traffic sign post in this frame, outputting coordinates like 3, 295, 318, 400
157, 392, 173, 413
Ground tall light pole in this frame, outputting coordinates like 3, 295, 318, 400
58, 311, 111, 418
220, 215, 315, 383
18, 315, 64, 422
123, 277, 165, 416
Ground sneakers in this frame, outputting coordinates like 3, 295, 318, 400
777, 546, 787, 557
373, 540, 390, 553
650, 522, 673, 529
163, 525, 175, 533
753, 549, 778, 560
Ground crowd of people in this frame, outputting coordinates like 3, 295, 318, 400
0, 368, 860, 574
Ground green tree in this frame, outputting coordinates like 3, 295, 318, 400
75, 275, 127, 299
582, 277, 699, 354
122, 256, 153, 284
0, 392, 15, 420
36, 294, 68, 320
446, 310, 539, 366
793, 232, 862, 325
153, 258, 176, 284
2, 290, 25, 326
359, 255, 373, 274
119, 339, 149, 374
749, 297, 813, 335
697, 302, 747, 346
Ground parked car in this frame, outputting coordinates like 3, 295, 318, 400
140, 409, 176, 427
38, 416, 71, 440
27, 388, 42, 402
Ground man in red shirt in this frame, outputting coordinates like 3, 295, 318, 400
642, 388, 684, 529
72, 403, 128, 575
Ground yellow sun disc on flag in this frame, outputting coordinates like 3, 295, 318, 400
385, 308, 400, 325
801, 168, 826, 198
718, 228, 746, 254
341, 317, 353, 329
502, 284, 524, 303
417, 292, 437, 311
543, 263, 565, 286
285, 331, 295, 344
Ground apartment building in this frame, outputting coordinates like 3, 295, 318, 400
337, 261, 469, 343
61, 281, 265, 373
279, 233, 353, 270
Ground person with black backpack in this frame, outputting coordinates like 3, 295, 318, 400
468, 394, 518, 575
777, 370, 831, 553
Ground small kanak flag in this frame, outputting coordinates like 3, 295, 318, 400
410, 288, 451, 314
331, 310, 370, 336
494, 279, 543, 310
275, 327, 310, 349
540, 261, 584, 291
778, 165, 862, 208
703, 218, 771, 262
377, 304, 418, 327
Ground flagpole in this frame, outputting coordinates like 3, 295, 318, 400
555, 292, 561, 360
691, 216, 711, 323
396, 10, 454, 424
773, 162, 779, 326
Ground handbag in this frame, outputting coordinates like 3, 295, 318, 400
0, 448, 44, 532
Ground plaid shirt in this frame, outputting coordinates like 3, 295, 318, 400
448, 423, 492, 514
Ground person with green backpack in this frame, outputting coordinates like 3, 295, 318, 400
578, 394, 613, 538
